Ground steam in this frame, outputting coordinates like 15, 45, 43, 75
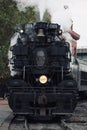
13, 0, 73, 46
13, 0, 74, 41
14, 0, 73, 28
9, 0, 75, 76
14, 0, 47, 20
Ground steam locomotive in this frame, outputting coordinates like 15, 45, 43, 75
6, 22, 79, 119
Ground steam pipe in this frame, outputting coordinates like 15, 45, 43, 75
61, 66, 64, 80
23, 66, 26, 80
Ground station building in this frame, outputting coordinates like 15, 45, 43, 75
77, 48, 87, 62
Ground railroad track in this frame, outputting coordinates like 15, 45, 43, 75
0, 113, 87, 130
0, 114, 28, 130
0, 114, 14, 130
0, 100, 87, 130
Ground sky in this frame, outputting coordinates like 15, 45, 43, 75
69, 0, 87, 48
14, 0, 87, 48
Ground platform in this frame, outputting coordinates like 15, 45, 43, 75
0, 99, 12, 127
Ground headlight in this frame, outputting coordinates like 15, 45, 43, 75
39, 75, 47, 84
58, 29, 62, 35
20, 29, 24, 33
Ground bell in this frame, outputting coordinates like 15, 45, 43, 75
37, 29, 45, 36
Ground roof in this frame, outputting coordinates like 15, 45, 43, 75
77, 48, 87, 53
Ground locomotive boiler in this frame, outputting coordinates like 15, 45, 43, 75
7, 22, 79, 119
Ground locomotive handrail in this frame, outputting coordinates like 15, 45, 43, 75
22, 65, 70, 70
7, 86, 77, 92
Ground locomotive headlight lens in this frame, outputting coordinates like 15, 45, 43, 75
39, 75, 47, 84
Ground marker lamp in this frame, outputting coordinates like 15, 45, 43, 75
20, 29, 24, 33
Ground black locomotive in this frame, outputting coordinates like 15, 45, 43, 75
7, 22, 79, 119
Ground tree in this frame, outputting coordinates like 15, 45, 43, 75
43, 9, 51, 22
0, 0, 39, 79
0, 0, 40, 44
0, 0, 19, 79
0, 0, 19, 44
20, 6, 40, 23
